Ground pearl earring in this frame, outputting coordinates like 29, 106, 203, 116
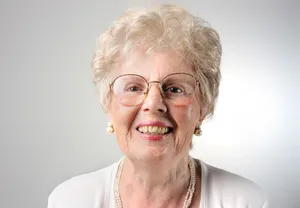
194, 125, 202, 136
107, 122, 114, 134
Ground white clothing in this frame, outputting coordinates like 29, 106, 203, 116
47, 158, 269, 208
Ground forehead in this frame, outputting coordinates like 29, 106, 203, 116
115, 50, 192, 79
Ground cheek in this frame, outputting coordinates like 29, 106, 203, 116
186, 105, 194, 121
172, 102, 200, 124
111, 104, 140, 153
113, 109, 136, 132
171, 103, 200, 150
110, 99, 139, 139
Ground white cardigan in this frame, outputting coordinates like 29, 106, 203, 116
47, 158, 269, 208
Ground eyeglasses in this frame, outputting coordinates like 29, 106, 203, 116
109, 72, 200, 106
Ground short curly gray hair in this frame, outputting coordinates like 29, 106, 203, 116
92, 4, 222, 119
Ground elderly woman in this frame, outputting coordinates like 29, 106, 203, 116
48, 4, 268, 208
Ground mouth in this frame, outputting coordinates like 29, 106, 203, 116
136, 126, 173, 135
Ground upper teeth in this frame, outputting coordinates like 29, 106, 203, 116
138, 126, 169, 134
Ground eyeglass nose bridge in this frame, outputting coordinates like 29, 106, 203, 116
143, 80, 163, 96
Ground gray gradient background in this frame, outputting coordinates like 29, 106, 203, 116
0, 0, 299, 207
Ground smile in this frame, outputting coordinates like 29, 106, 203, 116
137, 126, 172, 134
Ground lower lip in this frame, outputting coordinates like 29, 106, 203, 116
140, 133, 165, 141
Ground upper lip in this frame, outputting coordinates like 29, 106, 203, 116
136, 121, 172, 128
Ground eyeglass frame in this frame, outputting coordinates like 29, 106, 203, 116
109, 72, 201, 100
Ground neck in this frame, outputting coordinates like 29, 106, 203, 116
119, 156, 191, 205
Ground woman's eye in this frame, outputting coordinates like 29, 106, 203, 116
168, 87, 183, 93
128, 86, 142, 92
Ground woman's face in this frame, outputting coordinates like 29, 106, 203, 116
108, 50, 202, 162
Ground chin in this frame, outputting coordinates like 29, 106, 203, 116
128, 144, 174, 162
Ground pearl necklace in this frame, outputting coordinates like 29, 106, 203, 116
113, 157, 196, 208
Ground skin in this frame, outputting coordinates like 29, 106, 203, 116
108, 50, 203, 207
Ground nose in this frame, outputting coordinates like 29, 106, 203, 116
141, 83, 167, 113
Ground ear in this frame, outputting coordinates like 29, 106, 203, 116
101, 93, 113, 119
198, 106, 206, 125
106, 108, 113, 121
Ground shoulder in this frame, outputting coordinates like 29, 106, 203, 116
47, 162, 118, 208
197, 160, 269, 208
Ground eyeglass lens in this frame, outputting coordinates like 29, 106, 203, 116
112, 73, 197, 106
